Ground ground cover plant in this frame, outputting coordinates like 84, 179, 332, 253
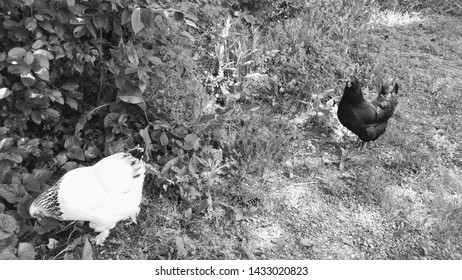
1, 0, 461, 259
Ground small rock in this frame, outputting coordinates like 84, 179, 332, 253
299, 238, 314, 248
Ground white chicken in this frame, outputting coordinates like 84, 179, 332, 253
29, 147, 146, 245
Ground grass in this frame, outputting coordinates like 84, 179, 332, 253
28, 7, 462, 260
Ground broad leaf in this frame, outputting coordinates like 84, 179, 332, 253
0, 138, 14, 152
82, 236, 93, 260
66, 96, 78, 109
46, 108, 60, 118
183, 134, 200, 151
17, 243, 35, 260
0, 248, 17, 260
64, 136, 81, 149
62, 161, 78, 171
31, 40, 45, 49
8, 47, 26, 60
33, 217, 61, 234
20, 72, 36, 87
0, 214, 18, 240
24, 51, 34, 65
104, 112, 120, 128
139, 126, 151, 148
0, 184, 25, 204
61, 83, 79, 91
66, 146, 85, 161
131, 8, 145, 34
84, 146, 101, 159
54, 152, 68, 166
160, 132, 169, 146
24, 17, 37, 31
31, 110, 41, 124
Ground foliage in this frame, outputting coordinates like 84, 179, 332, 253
0, 0, 226, 259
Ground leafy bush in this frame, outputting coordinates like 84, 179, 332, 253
0, 0, 218, 259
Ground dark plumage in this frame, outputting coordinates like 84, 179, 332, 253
337, 77, 399, 146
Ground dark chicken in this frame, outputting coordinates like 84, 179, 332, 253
337, 77, 399, 147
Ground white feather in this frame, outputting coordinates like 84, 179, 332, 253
30, 148, 146, 245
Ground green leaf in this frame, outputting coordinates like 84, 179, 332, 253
62, 83, 79, 91
0, 138, 14, 152
104, 112, 120, 128
82, 236, 93, 260
108, 140, 125, 154
121, 9, 131, 24
24, 17, 37, 31
34, 169, 53, 184
38, 21, 55, 33
31, 40, 45, 49
0, 160, 13, 173
3, 20, 18, 30
35, 68, 50, 81
49, 90, 64, 104
0, 88, 12, 100
55, 23, 65, 38
23, 0, 35, 5
46, 108, 60, 118
31, 110, 41, 124
160, 132, 169, 146
66, 96, 78, 109
54, 152, 68, 166
66, 146, 85, 161
0, 248, 17, 260
0, 153, 22, 163
17, 243, 35, 260
73, 25, 85, 36
85, 19, 97, 38
139, 126, 152, 148
148, 56, 163, 65
62, 161, 78, 171
64, 136, 82, 149
24, 51, 34, 65
66, 0, 75, 7
183, 134, 200, 151
33, 217, 61, 234
20, 72, 36, 87
7, 62, 31, 75
84, 146, 101, 159
0, 214, 18, 240
22, 173, 42, 192
131, 8, 145, 34
118, 92, 144, 104
68, 3, 86, 16
34, 49, 54, 67
8, 47, 26, 60
0, 184, 25, 204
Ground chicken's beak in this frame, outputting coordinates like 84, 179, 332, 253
29, 203, 43, 221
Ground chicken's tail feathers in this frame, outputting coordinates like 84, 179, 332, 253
380, 77, 399, 96
127, 146, 145, 160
